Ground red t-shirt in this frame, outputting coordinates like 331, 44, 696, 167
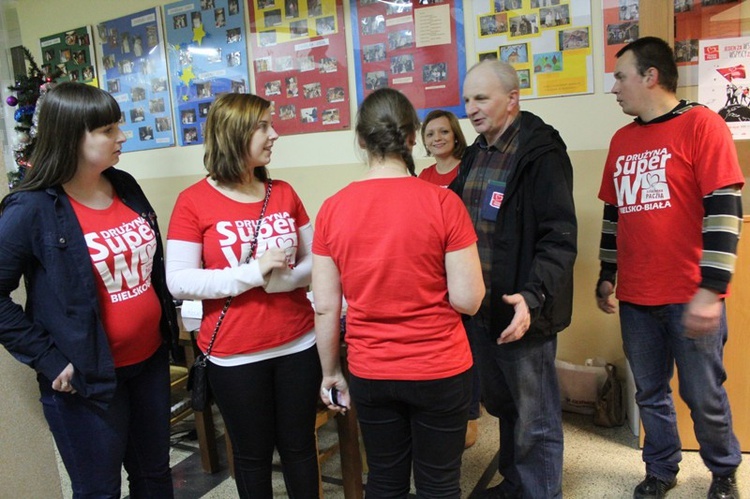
598, 106, 745, 305
313, 177, 477, 380
168, 179, 314, 356
418, 163, 460, 188
70, 195, 162, 367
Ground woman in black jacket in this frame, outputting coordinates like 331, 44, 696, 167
0, 82, 177, 498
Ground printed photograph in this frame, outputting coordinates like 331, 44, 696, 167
422, 62, 447, 83
533, 51, 563, 73
365, 70, 388, 90
558, 28, 590, 50
300, 106, 317, 123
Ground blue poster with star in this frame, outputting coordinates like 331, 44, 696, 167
164, 0, 250, 146
95, 8, 175, 153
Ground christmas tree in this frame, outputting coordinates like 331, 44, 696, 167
5, 47, 59, 190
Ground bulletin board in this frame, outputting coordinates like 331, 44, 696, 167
351, 0, 467, 120
40, 27, 98, 86
675, 0, 744, 87
247, 0, 352, 135
95, 8, 176, 153
164, 0, 250, 146
698, 36, 750, 139
472, 0, 593, 99
601, 0, 639, 91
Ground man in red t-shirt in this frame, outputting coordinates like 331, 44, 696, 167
597, 37, 743, 499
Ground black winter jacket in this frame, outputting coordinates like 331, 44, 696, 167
451, 111, 577, 338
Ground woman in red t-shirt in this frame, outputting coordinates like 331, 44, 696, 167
418, 109, 468, 188
0, 82, 177, 497
166, 94, 320, 498
313, 88, 484, 496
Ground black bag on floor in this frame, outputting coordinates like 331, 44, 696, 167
594, 363, 625, 427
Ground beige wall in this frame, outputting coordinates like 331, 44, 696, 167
0, 145, 63, 498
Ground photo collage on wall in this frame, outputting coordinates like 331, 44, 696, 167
601, 0, 639, 90
165, 0, 250, 146
674, 0, 743, 87
248, 0, 351, 135
473, 0, 593, 99
96, 8, 175, 153
40, 27, 98, 86
351, 0, 468, 120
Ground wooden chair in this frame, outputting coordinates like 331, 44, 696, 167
173, 320, 220, 473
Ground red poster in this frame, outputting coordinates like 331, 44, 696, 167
248, 0, 351, 135
675, 0, 742, 67
351, 0, 468, 119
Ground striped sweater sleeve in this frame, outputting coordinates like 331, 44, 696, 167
598, 203, 619, 288
700, 185, 743, 294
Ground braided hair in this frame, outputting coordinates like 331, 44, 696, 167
355, 88, 420, 176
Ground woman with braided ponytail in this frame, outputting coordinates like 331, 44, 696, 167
312, 88, 484, 497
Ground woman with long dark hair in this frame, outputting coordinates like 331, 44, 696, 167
0, 82, 178, 497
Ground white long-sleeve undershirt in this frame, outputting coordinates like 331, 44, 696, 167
166, 223, 313, 300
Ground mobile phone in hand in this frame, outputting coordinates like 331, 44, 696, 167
326, 387, 347, 408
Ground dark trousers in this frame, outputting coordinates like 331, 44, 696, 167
39, 347, 173, 499
208, 345, 322, 499
467, 312, 563, 498
349, 370, 471, 498
620, 302, 741, 481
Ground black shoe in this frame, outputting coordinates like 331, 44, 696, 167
633, 475, 677, 498
708, 471, 739, 499
484, 483, 520, 499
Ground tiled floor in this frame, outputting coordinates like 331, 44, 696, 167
58, 407, 747, 498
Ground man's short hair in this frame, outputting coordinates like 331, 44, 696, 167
467, 59, 520, 93
616, 36, 678, 93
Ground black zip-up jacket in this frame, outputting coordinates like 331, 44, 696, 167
451, 111, 577, 338
0, 167, 179, 409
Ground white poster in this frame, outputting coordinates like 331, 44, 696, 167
698, 36, 750, 140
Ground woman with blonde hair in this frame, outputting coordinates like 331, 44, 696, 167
167, 93, 320, 498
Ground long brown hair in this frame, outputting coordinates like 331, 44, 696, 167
12, 82, 122, 193
203, 93, 271, 184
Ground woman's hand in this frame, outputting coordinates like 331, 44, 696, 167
52, 363, 76, 393
320, 376, 350, 414
257, 248, 288, 276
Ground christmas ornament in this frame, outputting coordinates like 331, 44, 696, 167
5, 47, 62, 189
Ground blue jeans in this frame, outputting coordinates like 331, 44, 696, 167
38, 346, 173, 499
620, 301, 741, 481
349, 370, 471, 498
467, 312, 563, 499
208, 345, 322, 499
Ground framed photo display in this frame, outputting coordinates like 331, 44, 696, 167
95, 8, 175, 153
247, 0, 351, 134
351, 0, 468, 120
165, 0, 250, 146
40, 26, 98, 86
